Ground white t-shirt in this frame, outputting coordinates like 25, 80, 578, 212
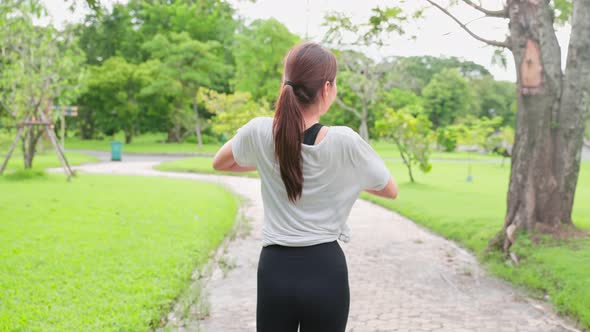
231, 117, 391, 247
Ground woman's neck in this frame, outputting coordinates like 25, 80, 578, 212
302, 104, 322, 130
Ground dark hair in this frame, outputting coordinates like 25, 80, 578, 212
273, 42, 337, 202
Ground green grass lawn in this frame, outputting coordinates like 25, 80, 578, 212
156, 157, 258, 178
0, 174, 239, 331
57, 131, 503, 161
371, 140, 502, 161
157, 156, 590, 329
1, 131, 99, 172
65, 132, 220, 154
2, 152, 98, 173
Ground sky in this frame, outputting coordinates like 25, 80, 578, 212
43, 0, 573, 82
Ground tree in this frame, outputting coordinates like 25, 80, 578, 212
470, 76, 517, 126
135, 0, 237, 94
425, 0, 590, 252
323, 7, 412, 141
422, 68, 473, 128
451, 116, 504, 181
76, 3, 144, 65
387, 55, 491, 94
375, 107, 435, 182
489, 126, 516, 166
333, 51, 391, 141
0, 0, 84, 168
198, 88, 273, 137
142, 32, 230, 147
232, 18, 300, 105
83, 57, 155, 143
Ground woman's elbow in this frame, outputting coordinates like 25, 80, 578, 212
212, 159, 222, 171
385, 179, 398, 200
389, 187, 398, 200
212, 156, 227, 171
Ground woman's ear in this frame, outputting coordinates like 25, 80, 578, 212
323, 81, 331, 98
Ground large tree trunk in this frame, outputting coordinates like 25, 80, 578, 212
125, 130, 133, 144
359, 101, 370, 141
21, 125, 43, 169
194, 95, 203, 151
359, 116, 369, 142
493, 0, 590, 251
555, 0, 590, 225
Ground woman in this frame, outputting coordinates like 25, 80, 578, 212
212, 42, 398, 332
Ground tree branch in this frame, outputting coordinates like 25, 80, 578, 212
426, 0, 510, 49
0, 100, 13, 115
335, 97, 361, 119
461, 0, 508, 18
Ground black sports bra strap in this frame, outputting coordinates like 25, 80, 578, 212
303, 123, 324, 145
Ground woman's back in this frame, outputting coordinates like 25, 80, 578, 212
232, 116, 390, 247
212, 42, 396, 332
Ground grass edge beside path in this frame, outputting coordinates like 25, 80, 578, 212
0, 174, 240, 331
154, 157, 590, 331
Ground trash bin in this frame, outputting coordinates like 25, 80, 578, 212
110, 141, 123, 161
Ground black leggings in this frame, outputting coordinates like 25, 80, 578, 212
256, 240, 350, 332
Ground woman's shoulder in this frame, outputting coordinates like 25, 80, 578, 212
239, 117, 273, 137
247, 116, 274, 128
327, 126, 363, 144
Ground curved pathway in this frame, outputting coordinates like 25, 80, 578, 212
63, 160, 582, 332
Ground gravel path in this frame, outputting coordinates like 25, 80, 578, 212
62, 160, 582, 332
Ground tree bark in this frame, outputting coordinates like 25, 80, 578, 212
125, 131, 133, 144
492, 0, 590, 251
405, 155, 415, 183
194, 95, 203, 150
555, 0, 590, 225
21, 125, 43, 169
359, 115, 369, 142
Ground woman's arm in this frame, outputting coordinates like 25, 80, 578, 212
212, 138, 257, 172
365, 176, 398, 199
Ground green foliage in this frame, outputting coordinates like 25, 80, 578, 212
488, 126, 515, 158
375, 108, 435, 182
0, 0, 84, 167
436, 116, 507, 153
452, 116, 504, 151
436, 127, 460, 152
233, 18, 299, 105
0, 174, 238, 331
142, 32, 231, 143
552, 0, 573, 24
323, 6, 411, 46
422, 68, 473, 128
83, 57, 156, 143
389, 56, 491, 94
132, 0, 237, 55
332, 50, 390, 140
73, 0, 238, 139
77, 4, 143, 64
470, 76, 517, 126
198, 88, 273, 137
379, 88, 424, 111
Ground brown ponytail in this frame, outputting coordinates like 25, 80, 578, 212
273, 42, 337, 202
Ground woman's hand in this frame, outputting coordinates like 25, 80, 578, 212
212, 138, 257, 172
